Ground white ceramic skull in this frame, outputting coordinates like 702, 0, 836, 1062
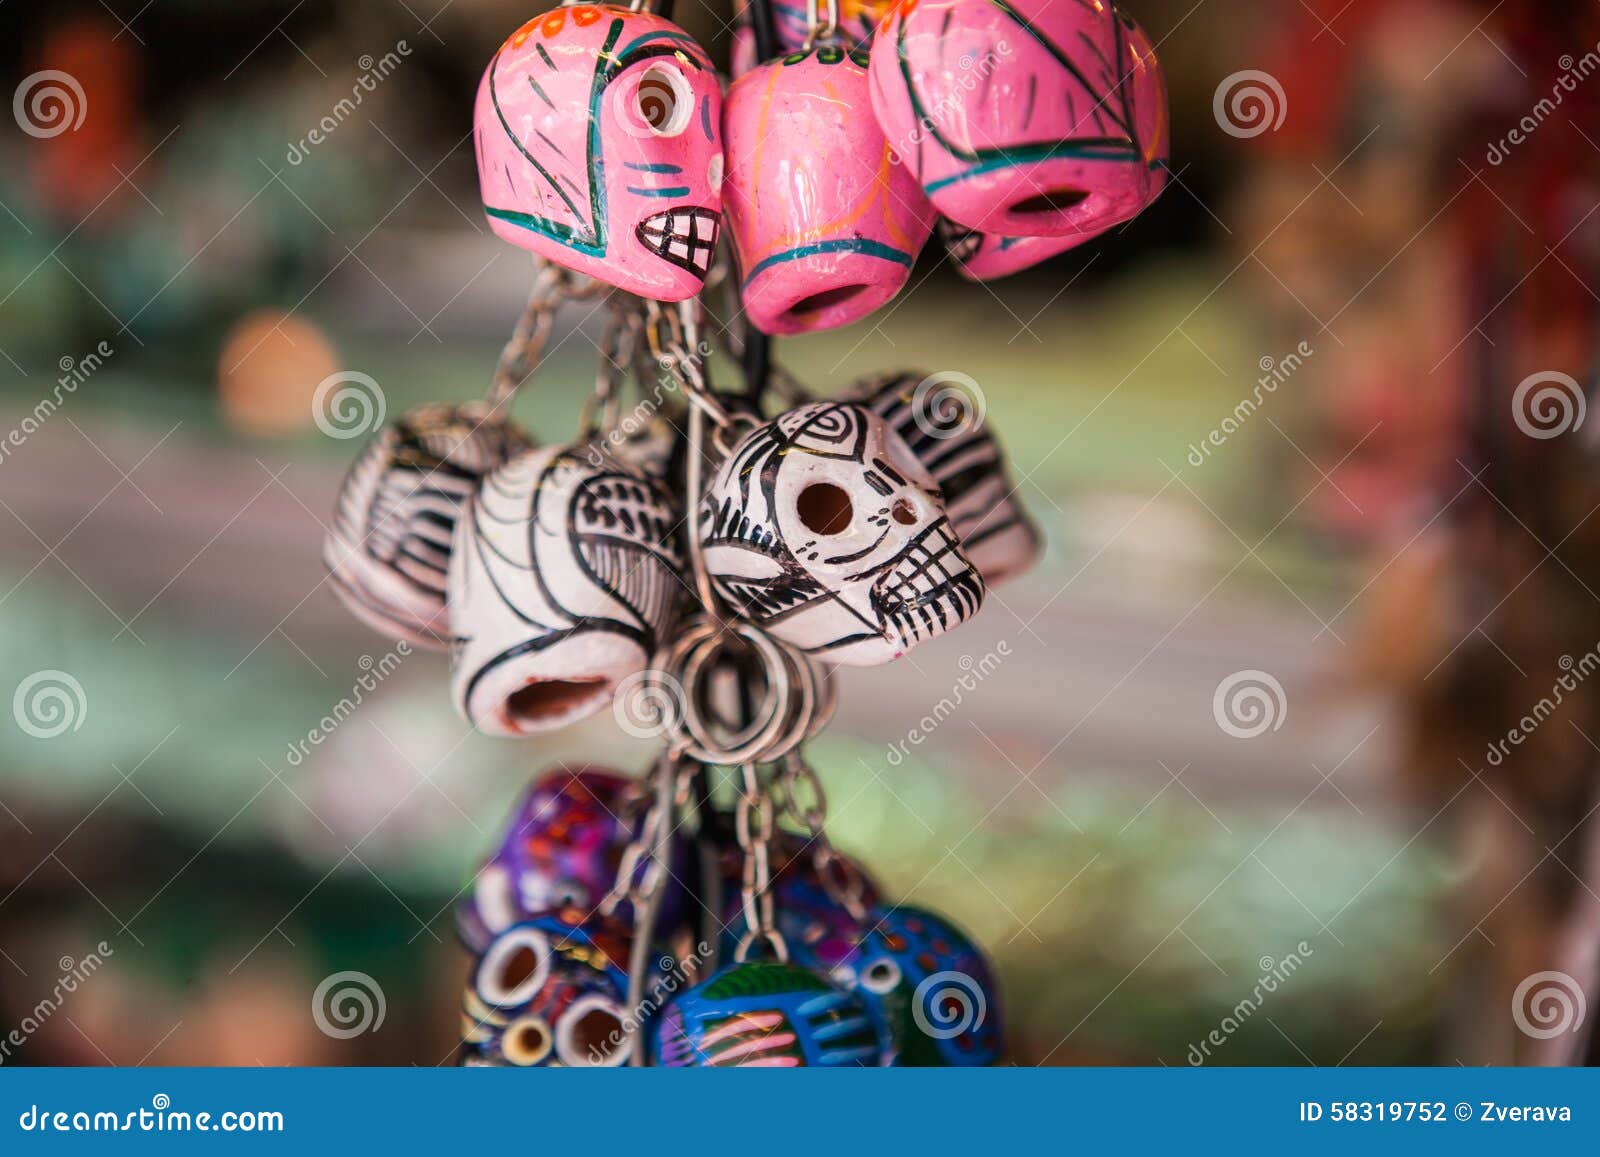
699, 402, 985, 665
842, 372, 1042, 587
449, 443, 685, 735
325, 405, 532, 649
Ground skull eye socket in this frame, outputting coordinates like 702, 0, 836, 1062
476, 925, 552, 1007
797, 483, 853, 536
557, 995, 629, 1067
634, 64, 694, 137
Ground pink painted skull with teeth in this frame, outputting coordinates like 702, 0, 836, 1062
474, 5, 725, 301
869, 0, 1168, 241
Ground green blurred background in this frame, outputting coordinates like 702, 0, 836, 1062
2, 0, 1593, 1067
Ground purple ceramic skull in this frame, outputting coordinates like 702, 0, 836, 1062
473, 5, 724, 301
723, 45, 936, 335
869, 0, 1168, 239
457, 766, 684, 954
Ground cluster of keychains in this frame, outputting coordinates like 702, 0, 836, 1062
321, 0, 1168, 1066
475, 0, 1168, 329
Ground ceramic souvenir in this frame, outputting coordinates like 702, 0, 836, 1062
653, 960, 879, 1066
473, 5, 724, 301
325, 404, 531, 649
700, 401, 984, 664
456, 766, 687, 953
460, 914, 645, 1067
843, 371, 1041, 585
722, 45, 936, 334
936, 8, 1169, 278
837, 904, 1002, 1066
448, 443, 684, 735
869, 0, 1167, 238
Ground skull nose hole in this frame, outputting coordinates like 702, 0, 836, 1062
1008, 187, 1090, 216
798, 483, 854, 535
505, 679, 608, 728
891, 499, 918, 526
787, 284, 869, 319
504, 1019, 551, 1066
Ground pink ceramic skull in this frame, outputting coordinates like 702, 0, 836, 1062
869, 0, 1168, 239
937, 10, 1167, 279
474, 5, 725, 301
723, 45, 936, 335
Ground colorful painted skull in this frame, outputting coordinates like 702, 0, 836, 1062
843, 371, 1041, 586
653, 960, 879, 1066
474, 5, 724, 301
460, 915, 645, 1067
934, 7, 1167, 278
869, 0, 1168, 239
456, 766, 687, 954
723, 46, 936, 334
448, 443, 684, 735
700, 402, 985, 664
836, 905, 1002, 1066
325, 405, 531, 649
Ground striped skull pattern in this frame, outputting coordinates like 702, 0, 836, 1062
843, 372, 1041, 586
324, 405, 532, 649
699, 402, 985, 665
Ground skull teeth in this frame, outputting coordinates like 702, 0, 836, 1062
637, 208, 719, 277
871, 521, 983, 645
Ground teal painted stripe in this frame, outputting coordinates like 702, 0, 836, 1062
484, 206, 605, 258
743, 238, 913, 285
624, 161, 682, 173
626, 185, 692, 198
923, 143, 1141, 195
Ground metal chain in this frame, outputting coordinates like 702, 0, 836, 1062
484, 261, 608, 414
734, 762, 786, 962
776, 751, 869, 920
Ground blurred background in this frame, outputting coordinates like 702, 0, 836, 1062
1, 0, 1598, 1067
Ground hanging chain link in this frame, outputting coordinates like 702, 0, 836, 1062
776, 751, 869, 920
484, 261, 609, 414
734, 762, 787, 962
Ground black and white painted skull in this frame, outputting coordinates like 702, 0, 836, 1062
699, 402, 985, 665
